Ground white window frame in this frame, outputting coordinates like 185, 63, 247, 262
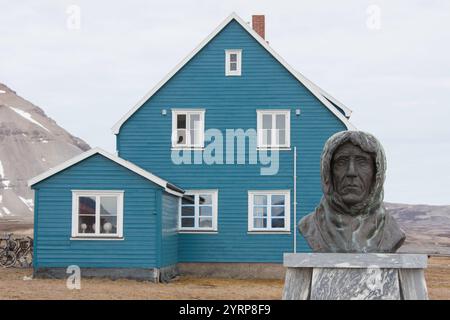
248, 190, 290, 232
71, 190, 124, 239
171, 109, 205, 149
225, 49, 242, 76
257, 110, 291, 149
179, 190, 218, 232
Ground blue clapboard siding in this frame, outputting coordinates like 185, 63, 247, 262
117, 19, 347, 262
161, 192, 179, 267
32, 154, 161, 269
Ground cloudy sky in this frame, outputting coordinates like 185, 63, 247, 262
1, 0, 449, 205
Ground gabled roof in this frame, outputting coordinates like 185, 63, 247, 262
111, 12, 355, 134
28, 147, 184, 197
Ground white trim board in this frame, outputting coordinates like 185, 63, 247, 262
111, 12, 355, 135
28, 147, 184, 197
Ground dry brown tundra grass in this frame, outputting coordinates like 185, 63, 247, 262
0, 257, 448, 300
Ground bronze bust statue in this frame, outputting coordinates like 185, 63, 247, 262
299, 131, 405, 253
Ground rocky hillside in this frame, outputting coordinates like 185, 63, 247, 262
386, 202, 450, 255
0, 82, 89, 220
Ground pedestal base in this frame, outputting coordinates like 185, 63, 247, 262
282, 253, 428, 300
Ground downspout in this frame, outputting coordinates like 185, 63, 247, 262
293, 146, 297, 253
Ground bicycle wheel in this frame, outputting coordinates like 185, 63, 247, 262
0, 251, 17, 268
19, 250, 33, 268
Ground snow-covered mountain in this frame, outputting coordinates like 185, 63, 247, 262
0, 82, 89, 220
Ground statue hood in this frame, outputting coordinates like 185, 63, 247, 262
321, 131, 386, 216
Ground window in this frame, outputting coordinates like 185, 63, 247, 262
225, 49, 242, 76
257, 110, 290, 148
172, 109, 205, 148
248, 190, 290, 232
71, 191, 124, 238
179, 190, 218, 232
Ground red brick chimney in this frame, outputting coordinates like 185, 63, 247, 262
252, 15, 265, 39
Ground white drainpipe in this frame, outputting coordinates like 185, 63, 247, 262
293, 146, 297, 253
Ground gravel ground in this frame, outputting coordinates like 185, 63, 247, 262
0, 257, 448, 300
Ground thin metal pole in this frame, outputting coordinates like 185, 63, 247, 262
293, 146, 297, 253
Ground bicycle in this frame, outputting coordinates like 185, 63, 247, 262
0, 234, 18, 268
15, 236, 33, 268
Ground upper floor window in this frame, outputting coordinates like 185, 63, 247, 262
172, 109, 205, 148
225, 49, 242, 76
257, 110, 290, 148
248, 190, 290, 232
179, 190, 218, 232
71, 190, 124, 239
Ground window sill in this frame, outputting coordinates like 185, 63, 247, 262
70, 237, 124, 241
171, 147, 205, 151
178, 230, 218, 234
257, 147, 291, 151
247, 231, 291, 235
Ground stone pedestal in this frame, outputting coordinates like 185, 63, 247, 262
282, 253, 428, 300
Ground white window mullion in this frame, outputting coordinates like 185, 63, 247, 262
199, 112, 205, 148
72, 195, 79, 236
257, 113, 262, 147
117, 195, 124, 238
271, 115, 276, 148
178, 198, 182, 231
213, 191, 218, 230
194, 194, 199, 229
267, 194, 272, 230
286, 112, 290, 148
95, 195, 101, 235
186, 113, 191, 147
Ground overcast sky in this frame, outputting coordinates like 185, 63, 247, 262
1, 1, 449, 205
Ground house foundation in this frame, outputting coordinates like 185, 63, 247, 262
177, 262, 285, 280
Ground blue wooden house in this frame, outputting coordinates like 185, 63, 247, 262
29, 13, 355, 281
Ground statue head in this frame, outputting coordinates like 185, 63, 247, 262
321, 131, 386, 216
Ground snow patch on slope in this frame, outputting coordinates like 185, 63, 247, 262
19, 196, 33, 211
0, 160, 4, 178
3, 180, 11, 188
9, 106, 50, 132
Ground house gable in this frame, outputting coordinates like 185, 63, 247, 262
112, 13, 354, 135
